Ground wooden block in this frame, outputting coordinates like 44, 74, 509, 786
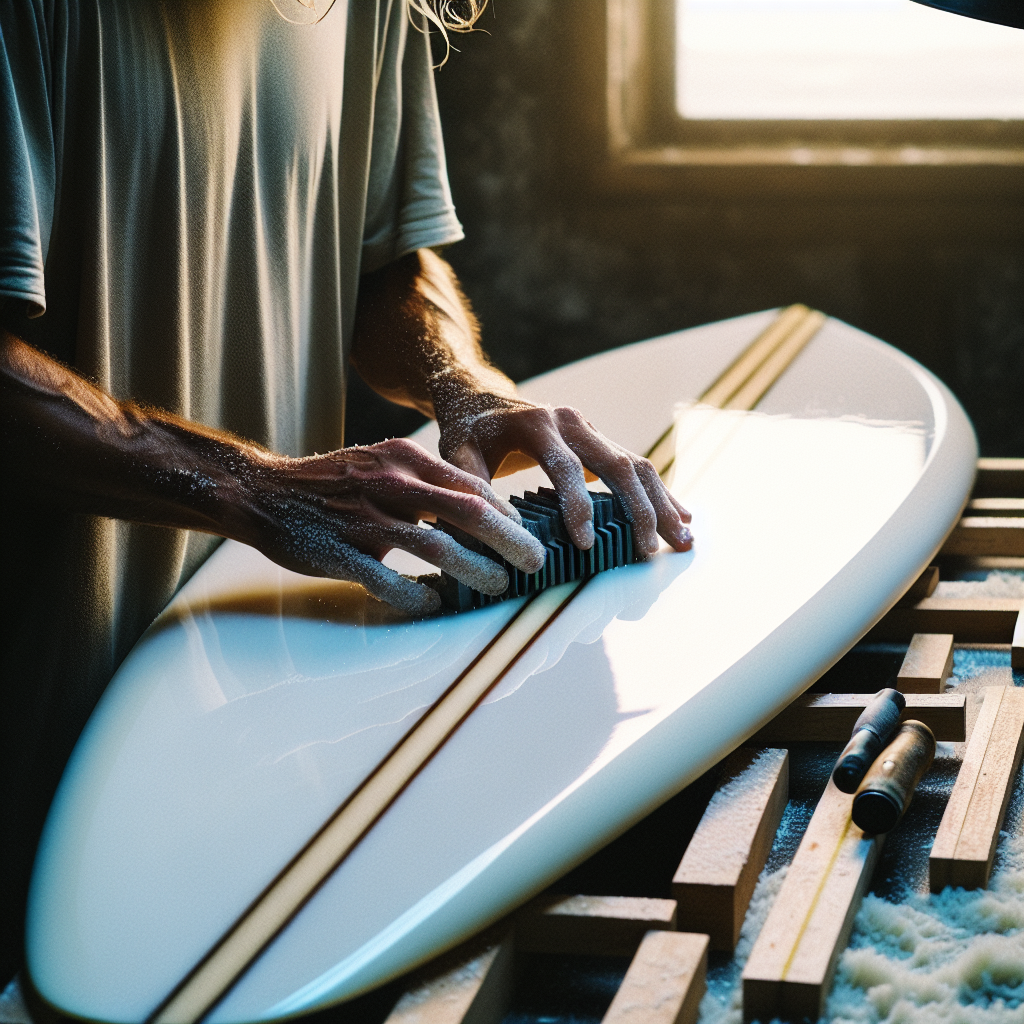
930, 687, 1024, 891
967, 498, 1024, 517
602, 931, 708, 1024
941, 517, 1024, 557
972, 457, 1024, 499
896, 565, 939, 607
386, 937, 515, 1024
517, 895, 678, 957
869, 596, 1022, 643
1013, 609, 1024, 671
747, 693, 965, 745
742, 780, 884, 1024
897, 634, 954, 694
673, 749, 788, 951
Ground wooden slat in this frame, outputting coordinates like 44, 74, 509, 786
385, 937, 515, 1024
868, 596, 1022, 643
896, 634, 954, 694
967, 498, 1024, 517
673, 749, 788, 951
941, 517, 1024, 557
930, 687, 1024, 891
896, 565, 939, 607
746, 693, 965, 745
517, 896, 678, 957
602, 932, 708, 1024
742, 781, 883, 1024
972, 457, 1024, 499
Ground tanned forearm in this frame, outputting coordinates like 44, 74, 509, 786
352, 248, 518, 419
1, 329, 254, 538
1, 327, 545, 614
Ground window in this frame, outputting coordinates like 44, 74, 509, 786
606, 0, 1024, 173
676, 0, 1024, 121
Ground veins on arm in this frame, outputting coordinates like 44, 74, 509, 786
0, 327, 252, 537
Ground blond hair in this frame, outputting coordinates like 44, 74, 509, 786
408, 1, 490, 65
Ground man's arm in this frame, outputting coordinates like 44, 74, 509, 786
0, 327, 545, 614
352, 249, 692, 556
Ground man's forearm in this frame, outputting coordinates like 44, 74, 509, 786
351, 248, 517, 419
1, 327, 546, 612
1, 329, 256, 538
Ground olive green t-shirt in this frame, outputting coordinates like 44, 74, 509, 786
0, 0, 463, 972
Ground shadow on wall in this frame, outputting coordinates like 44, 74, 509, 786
346, 0, 1023, 456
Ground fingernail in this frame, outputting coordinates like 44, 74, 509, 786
677, 526, 693, 549
580, 520, 595, 549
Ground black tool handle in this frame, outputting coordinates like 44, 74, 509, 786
831, 688, 907, 793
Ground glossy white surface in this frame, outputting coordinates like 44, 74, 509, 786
27, 313, 976, 1022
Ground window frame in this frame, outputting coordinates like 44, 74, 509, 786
601, 0, 1024, 200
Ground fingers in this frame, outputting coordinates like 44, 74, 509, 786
633, 458, 693, 551
533, 444, 595, 550
379, 437, 521, 523
358, 473, 544, 573
553, 408, 692, 555
327, 509, 514, 597
313, 539, 443, 616
419, 490, 546, 572
301, 516, 511, 606
396, 525, 511, 596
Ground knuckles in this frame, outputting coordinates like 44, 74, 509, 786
376, 437, 423, 461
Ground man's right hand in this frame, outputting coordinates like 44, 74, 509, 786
2, 330, 545, 615
236, 438, 545, 614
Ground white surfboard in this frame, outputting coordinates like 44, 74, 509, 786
26, 309, 976, 1023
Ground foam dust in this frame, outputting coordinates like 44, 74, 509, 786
934, 571, 1024, 601
827, 825, 1024, 1023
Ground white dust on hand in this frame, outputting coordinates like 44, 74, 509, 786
478, 507, 546, 572
445, 545, 509, 596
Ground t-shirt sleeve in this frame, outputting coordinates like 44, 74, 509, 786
360, 8, 464, 274
0, 0, 56, 317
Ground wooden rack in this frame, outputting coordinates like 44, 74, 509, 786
371, 458, 1024, 1024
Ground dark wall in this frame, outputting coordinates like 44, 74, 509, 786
346, 1, 1024, 455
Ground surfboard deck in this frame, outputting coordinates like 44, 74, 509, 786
26, 310, 977, 1023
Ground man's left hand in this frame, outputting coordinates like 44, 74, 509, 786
434, 389, 692, 557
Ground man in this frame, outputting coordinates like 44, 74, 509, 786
0, 0, 691, 984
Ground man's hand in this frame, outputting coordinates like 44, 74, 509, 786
1, 330, 545, 615
238, 438, 545, 614
352, 249, 693, 558
434, 393, 692, 556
